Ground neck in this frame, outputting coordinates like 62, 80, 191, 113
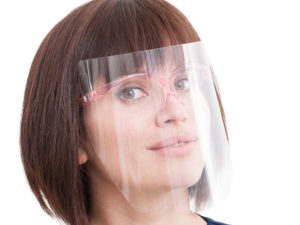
88, 168, 206, 225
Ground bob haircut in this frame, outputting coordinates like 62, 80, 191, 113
20, 0, 229, 225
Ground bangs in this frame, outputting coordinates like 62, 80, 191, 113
77, 0, 199, 93
79, 0, 199, 60
78, 43, 187, 94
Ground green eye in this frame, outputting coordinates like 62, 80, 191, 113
175, 78, 189, 91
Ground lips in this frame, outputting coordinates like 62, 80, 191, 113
147, 135, 198, 151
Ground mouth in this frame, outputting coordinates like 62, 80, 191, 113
147, 135, 198, 157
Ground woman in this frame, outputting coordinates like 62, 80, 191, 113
20, 0, 231, 224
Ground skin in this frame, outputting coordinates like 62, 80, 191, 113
79, 63, 211, 225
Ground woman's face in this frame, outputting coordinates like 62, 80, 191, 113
84, 63, 211, 194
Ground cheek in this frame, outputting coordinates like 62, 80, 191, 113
187, 93, 211, 133
86, 101, 149, 188
85, 102, 123, 183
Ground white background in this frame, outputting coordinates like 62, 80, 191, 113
1, 0, 300, 224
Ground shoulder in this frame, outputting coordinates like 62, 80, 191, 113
199, 215, 231, 225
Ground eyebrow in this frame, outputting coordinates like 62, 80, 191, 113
172, 65, 189, 75
101, 72, 149, 92
140, 64, 188, 78
151, 64, 189, 79
103, 64, 189, 90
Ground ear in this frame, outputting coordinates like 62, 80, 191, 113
78, 148, 88, 165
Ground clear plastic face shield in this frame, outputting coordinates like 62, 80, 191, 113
78, 41, 231, 215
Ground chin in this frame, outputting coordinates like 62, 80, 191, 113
171, 170, 203, 189
151, 163, 204, 190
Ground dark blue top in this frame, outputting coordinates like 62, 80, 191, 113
199, 215, 230, 225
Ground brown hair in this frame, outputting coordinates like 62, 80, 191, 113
20, 0, 229, 224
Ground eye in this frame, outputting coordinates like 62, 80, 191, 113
118, 87, 147, 101
174, 78, 190, 91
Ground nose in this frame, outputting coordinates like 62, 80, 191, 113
155, 94, 188, 127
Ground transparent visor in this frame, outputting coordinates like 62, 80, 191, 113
78, 41, 231, 215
